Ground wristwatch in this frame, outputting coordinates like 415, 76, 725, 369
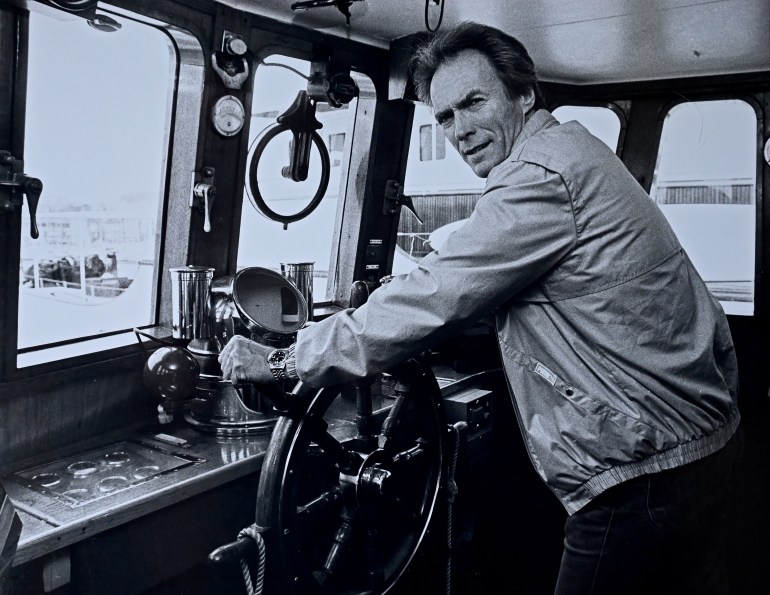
267, 348, 289, 381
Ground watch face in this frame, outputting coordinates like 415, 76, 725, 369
268, 349, 287, 367
211, 95, 245, 137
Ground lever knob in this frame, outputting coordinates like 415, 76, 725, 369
350, 280, 369, 309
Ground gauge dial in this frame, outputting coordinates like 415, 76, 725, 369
211, 95, 245, 137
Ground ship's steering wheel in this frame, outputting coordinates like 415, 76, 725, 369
211, 361, 445, 594
252, 357, 444, 594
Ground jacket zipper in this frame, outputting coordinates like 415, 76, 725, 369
493, 318, 541, 475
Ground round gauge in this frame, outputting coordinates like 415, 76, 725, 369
211, 95, 245, 137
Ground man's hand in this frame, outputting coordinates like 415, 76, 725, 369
218, 335, 276, 384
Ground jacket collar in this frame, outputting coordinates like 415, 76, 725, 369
510, 108, 557, 154
486, 109, 557, 179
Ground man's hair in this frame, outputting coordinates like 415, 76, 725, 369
410, 21, 545, 109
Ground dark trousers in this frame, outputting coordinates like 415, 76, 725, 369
554, 428, 743, 595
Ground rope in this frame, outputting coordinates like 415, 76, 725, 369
237, 524, 267, 595
445, 421, 466, 595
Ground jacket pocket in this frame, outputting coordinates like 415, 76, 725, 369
504, 345, 663, 439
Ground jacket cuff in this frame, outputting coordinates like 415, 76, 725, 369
284, 343, 298, 380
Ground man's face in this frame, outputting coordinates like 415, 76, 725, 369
430, 49, 534, 178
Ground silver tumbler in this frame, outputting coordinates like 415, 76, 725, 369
280, 262, 314, 321
170, 265, 215, 339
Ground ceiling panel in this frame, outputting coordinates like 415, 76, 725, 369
218, 0, 770, 84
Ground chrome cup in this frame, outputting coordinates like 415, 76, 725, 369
169, 265, 215, 339
281, 262, 314, 321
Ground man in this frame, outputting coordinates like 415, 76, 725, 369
221, 21, 741, 594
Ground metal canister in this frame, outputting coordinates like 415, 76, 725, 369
281, 262, 314, 321
170, 265, 215, 339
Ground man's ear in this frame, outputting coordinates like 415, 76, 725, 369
522, 87, 536, 114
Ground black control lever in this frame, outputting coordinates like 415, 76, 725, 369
349, 280, 376, 446
277, 90, 322, 182
350, 279, 369, 309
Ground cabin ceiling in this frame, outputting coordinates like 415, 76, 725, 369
216, 0, 770, 84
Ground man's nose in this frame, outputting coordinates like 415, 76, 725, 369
454, 112, 473, 142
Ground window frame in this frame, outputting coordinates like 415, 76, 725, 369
0, 4, 204, 380
550, 100, 628, 156
653, 94, 764, 318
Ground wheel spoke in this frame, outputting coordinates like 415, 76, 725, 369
308, 418, 361, 471
314, 506, 357, 587
392, 443, 426, 465
295, 487, 344, 520
378, 392, 410, 450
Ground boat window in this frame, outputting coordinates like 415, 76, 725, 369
651, 99, 757, 316
393, 103, 485, 273
552, 105, 621, 152
17, 9, 182, 367
237, 56, 373, 304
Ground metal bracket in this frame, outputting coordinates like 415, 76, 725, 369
0, 150, 43, 239
307, 60, 359, 108
382, 179, 422, 224
212, 32, 249, 90
191, 167, 216, 233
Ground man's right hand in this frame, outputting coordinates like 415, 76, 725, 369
218, 335, 276, 385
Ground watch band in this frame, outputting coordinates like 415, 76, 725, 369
267, 348, 287, 381
267, 344, 296, 382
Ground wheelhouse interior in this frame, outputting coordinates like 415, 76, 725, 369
1, 0, 769, 593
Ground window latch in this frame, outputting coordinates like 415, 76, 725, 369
0, 151, 43, 239
383, 179, 423, 224
191, 166, 216, 233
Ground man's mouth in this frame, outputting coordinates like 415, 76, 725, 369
464, 141, 490, 157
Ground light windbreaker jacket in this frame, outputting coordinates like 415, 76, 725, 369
295, 109, 740, 514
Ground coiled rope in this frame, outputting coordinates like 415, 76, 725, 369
237, 524, 267, 595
